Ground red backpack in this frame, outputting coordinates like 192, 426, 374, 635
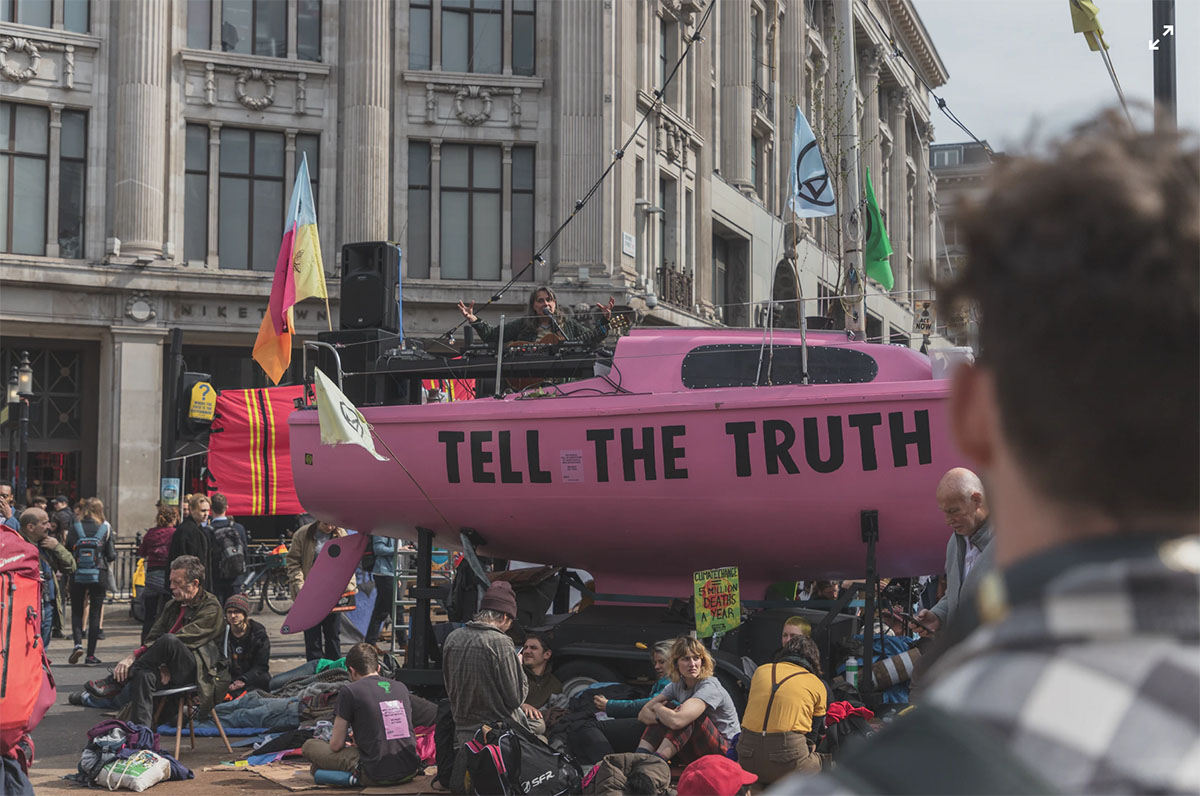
0, 524, 56, 768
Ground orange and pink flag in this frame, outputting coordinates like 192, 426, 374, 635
253, 154, 328, 384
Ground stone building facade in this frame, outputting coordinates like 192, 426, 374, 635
1, 0, 947, 533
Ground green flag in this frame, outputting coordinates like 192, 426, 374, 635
863, 167, 894, 290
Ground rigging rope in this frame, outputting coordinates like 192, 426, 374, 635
436, 0, 718, 341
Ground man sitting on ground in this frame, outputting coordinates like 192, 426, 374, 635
301, 642, 423, 786
222, 593, 271, 698
83, 555, 228, 726
520, 632, 563, 713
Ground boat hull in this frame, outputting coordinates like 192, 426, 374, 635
290, 378, 962, 595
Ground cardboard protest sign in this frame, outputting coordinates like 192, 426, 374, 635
693, 566, 741, 638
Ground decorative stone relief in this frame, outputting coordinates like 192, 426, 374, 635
454, 85, 493, 125
63, 44, 74, 88
125, 292, 157, 323
234, 68, 276, 110
204, 62, 216, 105
296, 73, 307, 114
657, 112, 693, 169
0, 37, 42, 83
425, 83, 523, 128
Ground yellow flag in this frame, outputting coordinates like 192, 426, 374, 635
1070, 0, 1108, 52
313, 368, 388, 461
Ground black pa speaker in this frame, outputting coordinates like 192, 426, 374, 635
315, 328, 408, 407
341, 242, 401, 332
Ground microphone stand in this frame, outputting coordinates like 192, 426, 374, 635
543, 307, 571, 341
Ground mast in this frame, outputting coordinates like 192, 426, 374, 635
1152, 0, 1176, 130
834, 0, 865, 340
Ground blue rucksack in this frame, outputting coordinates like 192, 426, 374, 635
72, 522, 110, 584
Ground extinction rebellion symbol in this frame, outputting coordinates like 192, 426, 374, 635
795, 141, 834, 208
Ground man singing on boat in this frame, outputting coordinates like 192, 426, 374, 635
457, 286, 615, 347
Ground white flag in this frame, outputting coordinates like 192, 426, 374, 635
313, 368, 388, 461
787, 105, 837, 218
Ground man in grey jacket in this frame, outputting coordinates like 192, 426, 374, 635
442, 580, 544, 794
915, 467, 994, 636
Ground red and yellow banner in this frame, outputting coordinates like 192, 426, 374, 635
207, 385, 306, 516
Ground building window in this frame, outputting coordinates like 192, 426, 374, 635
750, 135, 761, 196
440, 143, 501, 280
0, 102, 47, 256
184, 125, 209, 262
442, 0, 502, 74
511, 145, 534, 281
932, 147, 961, 168
513, 0, 535, 76
296, 0, 320, 60
57, 110, 86, 259
187, 0, 320, 60
407, 141, 431, 278
1, 103, 89, 258
712, 233, 727, 313
218, 127, 285, 271
660, 17, 678, 105
1, 0, 86, 30
410, 0, 432, 69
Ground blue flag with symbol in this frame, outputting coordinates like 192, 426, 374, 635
787, 105, 836, 218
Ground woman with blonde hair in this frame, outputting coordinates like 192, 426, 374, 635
67, 497, 116, 664
637, 637, 740, 764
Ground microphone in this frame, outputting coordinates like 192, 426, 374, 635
541, 305, 570, 340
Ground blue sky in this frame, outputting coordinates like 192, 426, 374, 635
912, 0, 1199, 149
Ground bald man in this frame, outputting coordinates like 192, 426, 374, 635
914, 468, 994, 636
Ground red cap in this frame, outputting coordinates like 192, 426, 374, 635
675, 755, 758, 796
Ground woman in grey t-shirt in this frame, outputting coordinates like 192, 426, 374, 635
636, 637, 740, 763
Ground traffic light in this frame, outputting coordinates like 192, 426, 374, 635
177, 371, 215, 443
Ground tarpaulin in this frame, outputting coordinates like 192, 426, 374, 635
208, 386, 306, 516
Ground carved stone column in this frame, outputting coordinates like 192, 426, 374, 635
858, 45, 884, 195
913, 122, 934, 297
720, 0, 752, 190
888, 88, 910, 300
340, 0, 391, 243
111, 0, 168, 259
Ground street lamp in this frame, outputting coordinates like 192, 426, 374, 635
6, 367, 17, 488
16, 352, 32, 508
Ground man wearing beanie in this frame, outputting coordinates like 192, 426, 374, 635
442, 580, 542, 794
222, 592, 271, 698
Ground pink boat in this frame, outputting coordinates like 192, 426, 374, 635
289, 327, 964, 598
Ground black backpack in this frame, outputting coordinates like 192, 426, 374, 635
465, 721, 581, 796
209, 519, 246, 580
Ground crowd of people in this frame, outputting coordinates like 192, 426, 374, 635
1, 114, 1195, 795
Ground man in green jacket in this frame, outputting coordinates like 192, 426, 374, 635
85, 555, 229, 725
18, 507, 75, 649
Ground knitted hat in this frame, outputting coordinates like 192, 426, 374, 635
224, 593, 251, 616
676, 756, 757, 796
479, 580, 518, 619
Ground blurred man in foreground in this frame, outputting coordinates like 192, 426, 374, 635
773, 114, 1199, 794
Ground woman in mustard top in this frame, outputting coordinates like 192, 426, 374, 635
737, 634, 828, 783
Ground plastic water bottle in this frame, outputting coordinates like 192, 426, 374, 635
313, 770, 359, 787
844, 656, 860, 688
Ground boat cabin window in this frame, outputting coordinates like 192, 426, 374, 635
680, 344, 878, 389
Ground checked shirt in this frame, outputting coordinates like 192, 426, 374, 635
924, 533, 1200, 794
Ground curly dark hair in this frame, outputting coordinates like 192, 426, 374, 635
943, 111, 1199, 518
780, 633, 824, 678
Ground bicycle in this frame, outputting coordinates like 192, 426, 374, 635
241, 542, 293, 616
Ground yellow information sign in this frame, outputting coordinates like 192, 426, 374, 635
693, 566, 741, 638
188, 381, 216, 422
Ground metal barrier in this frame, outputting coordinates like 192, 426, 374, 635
109, 539, 141, 599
